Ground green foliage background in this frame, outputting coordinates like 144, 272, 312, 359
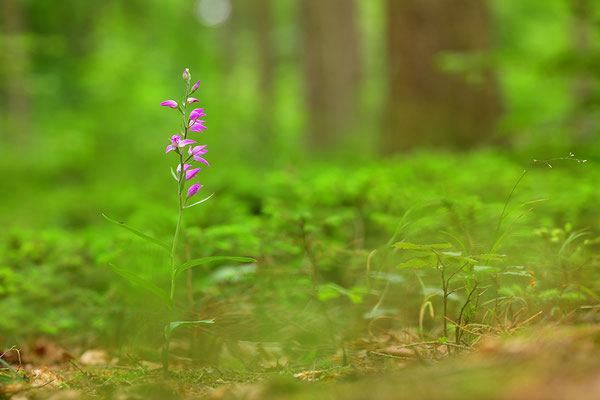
0, 0, 599, 367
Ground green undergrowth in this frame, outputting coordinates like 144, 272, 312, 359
1, 150, 599, 376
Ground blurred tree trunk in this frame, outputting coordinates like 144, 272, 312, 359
1, 0, 30, 142
569, 0, 597, 142
253, 0, 276, 146
383, 0, 501, 152
300, 0, 362, 149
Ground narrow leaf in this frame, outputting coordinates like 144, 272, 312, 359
102, 213, 170, 252
174, 256, 256, 278
474, 253, 506, 261
501, 271, 530, 277
184, 193, 214, 208
0, 358, 23, 382
441, 251, 462, 257
166, 320, 215, 336
580, 285, 600, 302
108, 263, 172, 307
396, 258, 431, 269
393, 242, 452, 250
170, 167, 179, 181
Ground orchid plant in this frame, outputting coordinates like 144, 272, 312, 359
103, 68, 254, 372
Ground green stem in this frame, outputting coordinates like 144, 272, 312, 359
171, 178, 183, 300
163, 78, 191, 374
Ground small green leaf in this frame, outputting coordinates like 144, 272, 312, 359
318, 283, 364, 303
393, 242, 452, 251
441, 251, 462, 257
174, 256, 256, 278
166, 320, 214, 336
474, 265, 500, 276
580, 285, 600, 302
108, 263, 172, 307
501, 271, 530, 277
396, 258, 431, 269
474, 253, 506, 261
102, 213, 170, 252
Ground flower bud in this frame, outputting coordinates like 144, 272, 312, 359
183, 68, 190, 81
160, 100, 179, 109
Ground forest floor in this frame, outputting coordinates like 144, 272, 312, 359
3, 322, 600, 400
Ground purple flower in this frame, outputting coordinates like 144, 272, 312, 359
189, 120, 207, 133
189, 108, 206, 122
188, 145, 207, 157
187, 182, 203, 198
188, 145, 210, 166
183, 68, 190, 81
176, 163, 201, 181
161, 100, 178, 109
187, 97, 199, 104
185, 168, 201, 180
191, 80, 200, 93
165, 134, 196, 154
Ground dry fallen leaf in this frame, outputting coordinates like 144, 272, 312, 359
377, 345, 416, 358
29, 367, 63, 387
79, 350, 108, 366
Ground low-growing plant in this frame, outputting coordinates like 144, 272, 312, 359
103, 68, 254, 372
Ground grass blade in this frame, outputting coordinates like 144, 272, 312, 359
0, 358, 23, 383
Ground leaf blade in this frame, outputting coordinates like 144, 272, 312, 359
174, 256, 256, 278
102, 213, 170, 252
184, 193, 214, 209
393, 242, 452, 251
108, 263, 172, 307
166, 320, 215, 336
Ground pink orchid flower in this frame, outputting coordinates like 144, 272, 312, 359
166, 134, 196, 154
187, 182, 203, 198
189, 108, 206, 123
191, 80, 200, 93
176, 163, 201, 181
188, 145, 209, 166
187, 97, 199, 104
182, 68, 190, 81
189, 120, 207, 133
160, 100, 178, 109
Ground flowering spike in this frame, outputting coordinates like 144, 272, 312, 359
161, 100, 179, 109
191, 80, 200, 93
